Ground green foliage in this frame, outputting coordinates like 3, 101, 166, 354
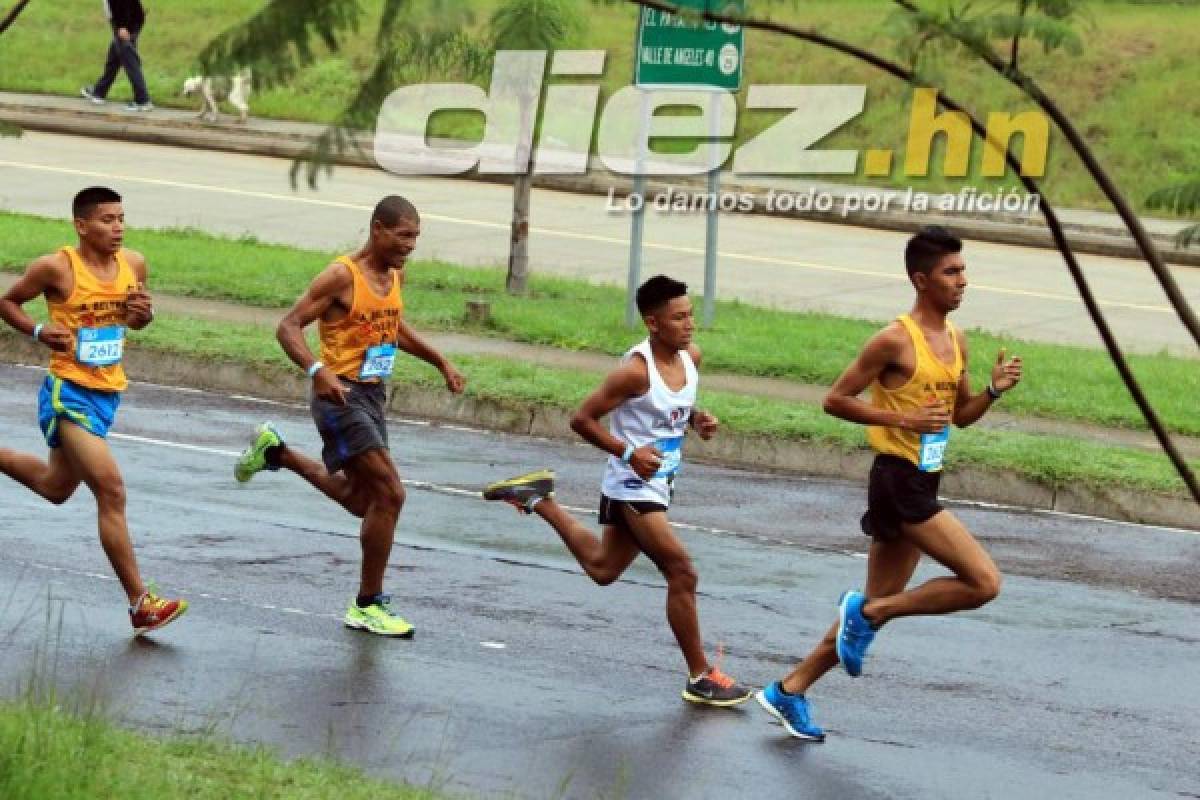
1147, 179, 1200, 247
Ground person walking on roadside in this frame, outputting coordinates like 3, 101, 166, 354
754, 226, 1023, 741
233, 195, 465, 638
0, 186, 187, 635
483, 275, 754, 708
81, 0, 154, 112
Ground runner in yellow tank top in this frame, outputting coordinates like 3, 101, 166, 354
234, 195, 465, 638
0, 187, 187, 636
756, 226, 1023, 742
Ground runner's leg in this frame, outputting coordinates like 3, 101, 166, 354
57, 420, 144, 604
0, 445, 82, 505
862, 510, 1001, 625
532, 497, 640, 585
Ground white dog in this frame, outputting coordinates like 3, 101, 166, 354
181, 70, 252, 124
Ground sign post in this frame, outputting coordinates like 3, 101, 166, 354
627, 1, 744, 328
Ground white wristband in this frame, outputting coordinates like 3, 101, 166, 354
306, 361, 324, 379
621, 444, 635, 463
32, 323, 43, 342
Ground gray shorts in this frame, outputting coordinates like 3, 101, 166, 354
309, 379, 388, 473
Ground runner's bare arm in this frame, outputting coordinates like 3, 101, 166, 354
394, 317, 464, 393
952, 336, 1023, 427
685, 343, 719, 439
0, 255, 73, 351
277, 263, 352, 405
571, 358, 661, 479
276, 263, 348, 372
124, 250, 153, 330
823, 327, 949, 434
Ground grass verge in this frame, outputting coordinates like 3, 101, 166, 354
4, 312, 1191, 495
2, 211, 1196, 437
0, 697, 440, 800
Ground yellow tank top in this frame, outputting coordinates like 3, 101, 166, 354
866, 314, 963, 468
48, 246, 137, 392
318, 255, 404, 382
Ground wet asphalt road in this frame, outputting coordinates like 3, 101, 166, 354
1, 363, 1198, 799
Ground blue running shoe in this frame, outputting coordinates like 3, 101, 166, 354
836, 590, 876, 677
756, 682, 825, 741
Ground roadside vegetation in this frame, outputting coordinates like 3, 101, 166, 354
0, 1, 1196, 210
0, 697, 441, 800
2, 211, 1196, 438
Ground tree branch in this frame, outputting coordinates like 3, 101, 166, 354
890, 0, 1200, 351
625, 0, 1200, 505
0, 0, 33, 37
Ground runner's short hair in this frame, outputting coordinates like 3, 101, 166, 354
72, 187, 122, 219
905, 225, 962, 277
372, 195, 419, 227
636, 275, 688, 315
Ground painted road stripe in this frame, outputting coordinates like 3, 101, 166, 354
0, 158, 1173, 315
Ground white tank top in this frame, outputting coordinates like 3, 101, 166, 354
600, 339, 698, 505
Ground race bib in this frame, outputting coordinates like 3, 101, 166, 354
654, 435, 684, 479
359, 343, 397, 380
76, 326, 125, 367
918, 426, 950, 472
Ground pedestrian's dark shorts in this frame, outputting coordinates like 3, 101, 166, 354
310, 378, 388, 473
599, 494, 668, 526
860, 454, 944, 541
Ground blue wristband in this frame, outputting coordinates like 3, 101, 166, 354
306, 361, 324, 379
621, 444, 635, 463
31, 323, 43, 342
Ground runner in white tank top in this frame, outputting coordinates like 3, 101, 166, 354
599, 338, 697, 506
483, 275, 753, 707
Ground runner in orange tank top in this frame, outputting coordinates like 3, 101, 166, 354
0, 187, 187, 636
755, 226, 1023, 742
234, 195, 465, 638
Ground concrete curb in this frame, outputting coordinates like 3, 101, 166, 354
2, 337, 1193, 531
3, 99, 1198, 267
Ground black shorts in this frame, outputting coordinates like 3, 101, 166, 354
860, 454, 944, 541
310, 378, 388, 473
599, 494, 668, 526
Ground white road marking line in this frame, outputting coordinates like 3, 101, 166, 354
0, 158, 1173, 314
5, 363, 1195, 537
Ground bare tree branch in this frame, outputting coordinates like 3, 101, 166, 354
625, 0, 1200, 504
891, 0, 1200, 351
0, 0, 33, 37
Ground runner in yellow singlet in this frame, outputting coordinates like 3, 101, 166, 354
756, 226, 1023, 741
0, 187, 187, 635
233, 195, 465, 637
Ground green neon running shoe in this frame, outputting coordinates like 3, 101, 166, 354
343, 594, 415, 638
234, 422, 284, 483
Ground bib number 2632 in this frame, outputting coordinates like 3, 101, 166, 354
918, 427, 950, 472
359, 343, 397, 380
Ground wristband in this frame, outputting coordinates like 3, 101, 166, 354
306, 361, 324, 379
986, 383, 1002, 400
31, 323, 43, 342
621, 444, 635, 463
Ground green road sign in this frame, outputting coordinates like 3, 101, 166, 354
635, 1, 745, 91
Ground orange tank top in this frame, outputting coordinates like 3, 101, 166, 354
48, 246, 137, 392
866, 314, 963, 469
318, 255, 404, 382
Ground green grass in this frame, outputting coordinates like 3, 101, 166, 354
0, 2, 1197, 212
0, 698, 440, 800
2, 211, 1196, 437
5, 311, 1191, 494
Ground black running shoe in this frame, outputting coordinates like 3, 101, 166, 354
682, 668, 753, 707
482, 469, 554, 513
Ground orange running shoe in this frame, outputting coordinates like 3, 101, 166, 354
130, 588, 188, 636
